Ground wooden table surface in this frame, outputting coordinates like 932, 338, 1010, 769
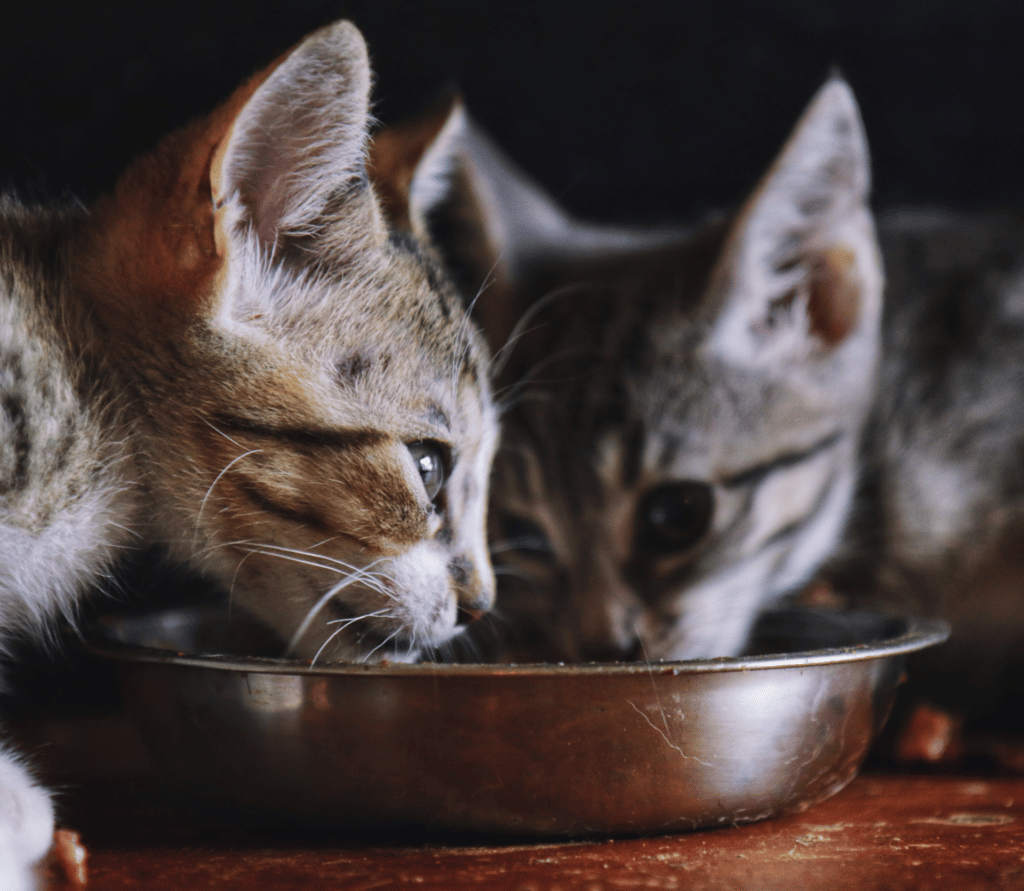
17, 715, 1024, 891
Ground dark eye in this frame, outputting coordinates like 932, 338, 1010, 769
407, 441, 446, 501
636, 481, 714, 556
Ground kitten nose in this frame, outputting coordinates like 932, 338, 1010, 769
456, 593, 491, 626
449, 556, 494, 625
456, 605, 486, 626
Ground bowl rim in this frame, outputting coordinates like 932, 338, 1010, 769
86, 609, 951, 678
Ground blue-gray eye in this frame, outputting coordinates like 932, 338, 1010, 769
407, 441, 446, 501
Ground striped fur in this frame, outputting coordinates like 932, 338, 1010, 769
424, 80, 1024, 717
0, 21, 496, 885
416, 80, 883, 662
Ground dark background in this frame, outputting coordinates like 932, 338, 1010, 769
4, 1, 1024, 225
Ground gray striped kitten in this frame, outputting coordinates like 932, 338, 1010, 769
1, 21, 496, 888
424, 79, 1024, 689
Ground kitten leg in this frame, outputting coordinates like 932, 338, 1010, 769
0, 744, 54, 891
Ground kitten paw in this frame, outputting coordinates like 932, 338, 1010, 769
0, 748, 54, 891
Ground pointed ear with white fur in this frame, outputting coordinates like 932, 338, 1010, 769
371, 102, 552, 352
707, 77, 883, 367
74, 20, 379, 334
393, 104, 612, 353
402, 102, 558, 300
211, 20, 373, 252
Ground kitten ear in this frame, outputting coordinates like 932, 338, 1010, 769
77, 21, 376, 328
392, 106, 681, 352
405, 108, 685, 276
368, 94, 463, 234
369, 101, 546, 352
376, 102, 551, 301
707, 76, 883, 366
210, 21, 372, 252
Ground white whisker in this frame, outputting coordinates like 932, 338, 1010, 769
192, 448, 263, 550
201, 418, 247, 450
489, 280, 611, 382
244, 547, 391, 595
489, 538, 550, 555
308, 609, 392, 667
224, 548, 262, 618
362, 628, 401, 663
286, 564, 396, 656
494, 343, 596, 413
249, 543, 386, 578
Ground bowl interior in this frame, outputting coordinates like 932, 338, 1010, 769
91, 605, 945, 673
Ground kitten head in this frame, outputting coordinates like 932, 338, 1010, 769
74, 22, 498, 662
423, 79, 882, 661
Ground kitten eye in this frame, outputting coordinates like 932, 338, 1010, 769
636, 481, 714, 556
407, 441, 447, 501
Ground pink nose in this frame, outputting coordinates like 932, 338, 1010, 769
456, 606, 486, 626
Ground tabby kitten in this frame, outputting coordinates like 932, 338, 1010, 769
425, 77, 1024, 713
415, 80, 883, 663
1, 21, 496, 887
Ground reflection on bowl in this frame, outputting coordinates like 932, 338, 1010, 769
89, 606, 947, 836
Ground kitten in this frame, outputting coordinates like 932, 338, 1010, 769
422, 80, 1024, 716
1, 20, 496, 887
412, 81, 883, 663
413, 80, 880, 667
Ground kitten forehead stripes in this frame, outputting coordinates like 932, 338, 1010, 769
719, 430, 845, 489
428, 404, 451, 431
388, 228, 451, 317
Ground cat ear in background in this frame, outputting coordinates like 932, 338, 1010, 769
211, 20, 373, 253
707, 76, 883, 367
367, 94, 462, 235
381, 100, 558, 303
370, 99, 555, 352
385, 103, 683, 354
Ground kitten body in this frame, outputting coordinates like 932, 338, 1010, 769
422, 85, 1024, 684
1, 22, 496, 887
840, 206, 1024, 709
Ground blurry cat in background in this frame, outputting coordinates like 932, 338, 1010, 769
1, 20, 495, 888
416, 78, 1024, 714
411, 78, 882, 662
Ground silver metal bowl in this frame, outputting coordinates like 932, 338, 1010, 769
90, 606, 947, 836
